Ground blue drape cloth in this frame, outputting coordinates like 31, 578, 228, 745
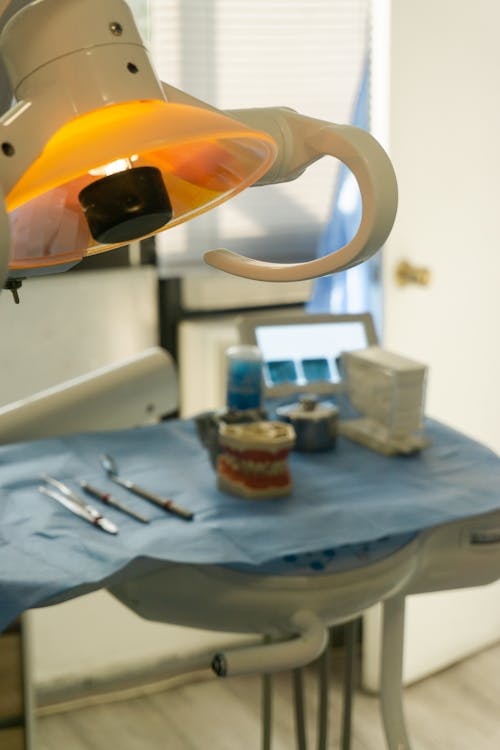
308, 62, 379, 321
0, 417, 499, 630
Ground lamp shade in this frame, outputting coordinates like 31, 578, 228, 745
6, 99, 277, 271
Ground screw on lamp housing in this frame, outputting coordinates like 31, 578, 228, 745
109, 21, 123, 36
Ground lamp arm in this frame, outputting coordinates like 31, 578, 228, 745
163, 82, 397, 282
162, 83, 311, 185
0, 186, 10, 288
0, 0, 17, 290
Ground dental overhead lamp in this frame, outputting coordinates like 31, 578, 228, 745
0, 0, 397, 298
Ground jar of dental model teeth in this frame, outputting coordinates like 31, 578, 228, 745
217, 421, 296, 499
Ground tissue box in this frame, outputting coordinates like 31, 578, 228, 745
340, 347, 428, 454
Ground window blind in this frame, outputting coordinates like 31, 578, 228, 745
130, 0, 370, 277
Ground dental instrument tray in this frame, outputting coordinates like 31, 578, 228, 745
0, 416, 499, 630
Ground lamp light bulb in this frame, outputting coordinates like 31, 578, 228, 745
88, 155, 139, 178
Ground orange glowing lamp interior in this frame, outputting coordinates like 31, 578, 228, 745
7, 100, 277, 269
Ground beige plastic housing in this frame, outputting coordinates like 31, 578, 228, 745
0, 0, 277, 281
0, 0, 167, 284
164, 85, 399, 282
0, 0, 165, 200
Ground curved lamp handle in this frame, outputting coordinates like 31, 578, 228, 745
204, 120, 397, 282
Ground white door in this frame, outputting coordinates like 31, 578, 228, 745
363, 0, 500, 688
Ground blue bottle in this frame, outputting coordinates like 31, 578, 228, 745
226, 345, 263, 410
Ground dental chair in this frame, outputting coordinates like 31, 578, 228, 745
1, 343, 426, 750
0, 346, 178, 443
3, 346, 499, 750
2, 343, 394, 750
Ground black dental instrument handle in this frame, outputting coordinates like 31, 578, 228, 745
111, 475, 194, 521
79, 481, 150, 524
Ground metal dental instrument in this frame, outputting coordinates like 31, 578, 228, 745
39, 476, 118, 535
99, 454, 194, 521
79, 480, 150, 524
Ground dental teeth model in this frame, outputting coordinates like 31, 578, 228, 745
217, 421, 296, 499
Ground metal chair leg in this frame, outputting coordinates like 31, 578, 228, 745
341, 618, 359, 750
380, 596, 413, 750
262, 672, 273, 750
292, 668, 308, 750
316, 638, 330, 750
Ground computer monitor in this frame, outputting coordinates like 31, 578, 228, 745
237, 311, 377, 398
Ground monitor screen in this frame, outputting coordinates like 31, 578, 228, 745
237, 312, 377, 396
254, 320, 370, 389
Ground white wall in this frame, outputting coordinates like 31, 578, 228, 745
363, 0, 500, 689
381, 0, 500, 453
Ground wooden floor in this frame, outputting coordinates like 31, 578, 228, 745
36, 641, 500, 750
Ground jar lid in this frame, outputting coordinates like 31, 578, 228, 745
276, 394, 339, 422
219, 420, 296, 451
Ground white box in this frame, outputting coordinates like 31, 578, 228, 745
344, 347, 427, 436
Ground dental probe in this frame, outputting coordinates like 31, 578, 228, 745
100, 454, 194, 521
79, 480, 150, 524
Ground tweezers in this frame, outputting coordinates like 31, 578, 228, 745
40, 475, 118, 535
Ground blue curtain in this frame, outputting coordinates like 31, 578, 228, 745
307, 61, 380, 328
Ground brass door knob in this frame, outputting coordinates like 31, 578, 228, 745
395, 260, 431, 287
